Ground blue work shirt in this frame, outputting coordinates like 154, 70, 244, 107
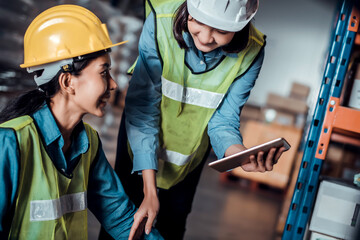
0, 103, 162, 239
125, 12, 265, 173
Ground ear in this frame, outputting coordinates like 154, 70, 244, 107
58, 72, 75, 94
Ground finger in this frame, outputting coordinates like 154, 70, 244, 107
249, 154, 257, 167
265, 148, 276, 171
257, 151, 265, 172
274, 146, 287, 162
128, 215, 143, 240
145, 212, 156, 235
241, 154, 257, 171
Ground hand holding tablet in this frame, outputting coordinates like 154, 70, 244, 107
208, 138, 291, 172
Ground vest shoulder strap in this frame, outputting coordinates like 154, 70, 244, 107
0, 115, 33, 130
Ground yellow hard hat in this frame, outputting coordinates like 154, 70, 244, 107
20, 4, 127, 68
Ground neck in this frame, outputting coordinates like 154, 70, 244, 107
49, 95, 84, 153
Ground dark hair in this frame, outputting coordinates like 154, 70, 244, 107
0, 51, 106, 123
173, 2, 250, 53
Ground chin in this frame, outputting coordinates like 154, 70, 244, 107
195, 44, 215, 53
93, 109, 106, 118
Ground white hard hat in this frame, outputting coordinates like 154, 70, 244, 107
187, 0, 259, 32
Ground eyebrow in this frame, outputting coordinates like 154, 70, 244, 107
100, 62, 111, 69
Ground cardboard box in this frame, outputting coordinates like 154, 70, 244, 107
240, 103, 262, 122
261, 107, 296, 126
309, 178, 360, 240
231, 120, 303, 189
266, 93, 308, 115
290, 82, 311, 101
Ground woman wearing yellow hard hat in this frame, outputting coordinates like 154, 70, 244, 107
0, 4, 162, 240
100, 0, 288, 239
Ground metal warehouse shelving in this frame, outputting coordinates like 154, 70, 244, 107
282, 0, 360, 239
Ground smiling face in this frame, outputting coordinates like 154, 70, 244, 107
71, 53, 117, 117
187, 15, 235, 53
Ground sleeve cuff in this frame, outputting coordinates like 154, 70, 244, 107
211, 134, 243, 159
131, 152, 158, 174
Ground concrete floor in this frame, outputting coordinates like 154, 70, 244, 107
85, 104, 284, 240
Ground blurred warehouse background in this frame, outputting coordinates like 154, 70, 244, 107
0, 0, 347, 240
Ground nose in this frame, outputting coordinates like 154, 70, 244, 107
197, 27, 214, 44
109, 76, 118, 91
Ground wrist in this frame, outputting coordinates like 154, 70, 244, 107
224, 144, 247, 157
142, 169, 157, 196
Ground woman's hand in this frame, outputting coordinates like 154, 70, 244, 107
241, 146, 287, 172
225, 144, 288, 172
128, 169, 159, 240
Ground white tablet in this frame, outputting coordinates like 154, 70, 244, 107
208, 137, 291, 172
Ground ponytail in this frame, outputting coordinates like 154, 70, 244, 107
0, 71, 61, 123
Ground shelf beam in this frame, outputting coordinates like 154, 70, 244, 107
316, 97, 360, 159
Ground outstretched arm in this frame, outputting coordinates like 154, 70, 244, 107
124, 11, 162, 236
87, 144, 162, 239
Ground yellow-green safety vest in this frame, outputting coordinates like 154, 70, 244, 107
132, 0, 265, 189
0, 115, 99, 240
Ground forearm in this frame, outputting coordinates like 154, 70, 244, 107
88, 147, 136, 238
142, 169, 157, 197
208, 49, 265, 159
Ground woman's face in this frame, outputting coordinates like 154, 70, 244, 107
71, 53, 117, 117
187, 15, 235, 53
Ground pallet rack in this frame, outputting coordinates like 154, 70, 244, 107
283, 0, 360, 239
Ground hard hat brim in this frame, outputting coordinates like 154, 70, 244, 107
20, 40, 128, 68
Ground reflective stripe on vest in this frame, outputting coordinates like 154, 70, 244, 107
162, 76, 224, 109
30, 192, 87, 222
159, 147, 197, 166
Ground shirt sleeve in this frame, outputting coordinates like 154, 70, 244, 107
124, 11, 162, 173
208, 48, 265, 159
0, 128, 20, 239
87, 140, 163, 239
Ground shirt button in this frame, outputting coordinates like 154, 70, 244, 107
200, 60, 204, 65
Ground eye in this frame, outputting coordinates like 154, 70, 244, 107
101, 68, 111, 78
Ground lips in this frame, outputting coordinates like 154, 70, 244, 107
98, 92, 111, 106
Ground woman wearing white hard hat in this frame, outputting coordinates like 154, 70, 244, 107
100, 0, 288, 239
0, 4, 163, 240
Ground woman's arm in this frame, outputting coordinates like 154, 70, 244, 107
87, 142, 163, 239
123, 11, 162, 237
208, 48, 287, 172
124, 11, 162, 174
0, 128, 20, 238
208, 48, 265, 159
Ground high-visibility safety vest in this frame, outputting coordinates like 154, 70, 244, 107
134, 0, 265, 189
0, 115, 99, 240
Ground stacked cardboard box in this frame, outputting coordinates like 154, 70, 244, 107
262, 82, 310, 128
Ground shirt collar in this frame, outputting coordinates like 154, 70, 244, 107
183, 32, 238, 59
